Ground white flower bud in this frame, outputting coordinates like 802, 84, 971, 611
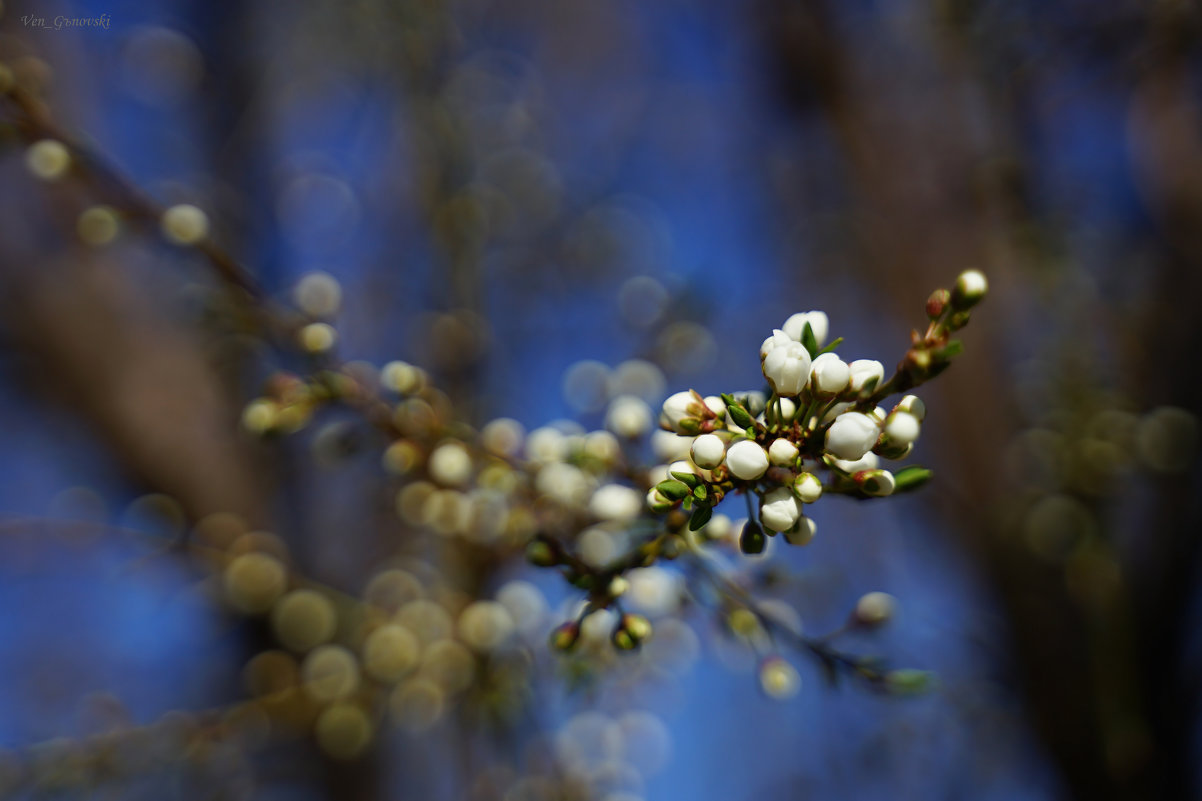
660, 391, 703, 433
768, 438, 798, 466
760, 487, 802, 532
760, 329, 793, 359
691, 433, 726, 469
832, 452, 879, 474
777, 397, 797, 422
952, 269, 988, 309
761, 337, 812, 397
703, 396, 727, 420
606, 395, 653, 438
784, 515, 817, 546
651, 430, 692, 461
883, 411, 921, 447
856, 469, 896, 497
726, 440, 769, 480
782, 310, 829, 346
825, 412, 881, 460
794, 472, 823, 503
26, 140, 73, 181
810, 352, 850, 396
590, 484, 643, 521
855, 591, 896, 625
820, 401, 852, 426
429, 442, 473, 487
848, 360, 885, 394
868, 405, 889, 426
161, 203, 210, 245
895, 395, 926, 422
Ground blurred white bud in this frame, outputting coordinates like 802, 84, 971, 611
160, 203, 209, 245
782, 310, 829, 346
760, 487, 802, 532
381, 360, 425, 394
298, 322, 337, 354
848, 359, 885, 394
726, 440, 769, 480
759, 656, 801, 699
854, 591, 896, 625
590, 484, 643, 521
536, 463, 591, 505
768, 438, 798, 466
294, 271, 342, 317
480, 418, 524, 457
428, 442, 473, 487
585, 430, 621, 464
690, 433, 726, 469
606, 395, 653, 438
825, 412, 881, 460
25, 139, 71, 181
526, 426, 569, 463
651, 430, 693, 462
952, 269, 988, 309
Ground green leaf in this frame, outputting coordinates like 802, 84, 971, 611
655, 480, 690, 501
893, 466, 933, 493
885, 669, 937, 695
688, 504, 712, 531
816, 336, 844, 356
670, 471, 700, 488
859, 375, 881, 395
800, 322, 818, 358
934, 339, 964, 360
693, 484, 708, 502
727, 403, 755, 430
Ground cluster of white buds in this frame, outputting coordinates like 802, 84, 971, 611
644, 270, 986, 555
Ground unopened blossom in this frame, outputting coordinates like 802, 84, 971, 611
589, 484, 643, 521
856, 469, 896, 497
761, 334, 812, 397
429, 442, 473, 487
848, 359, 885, 394
895, 394, 926, 422
810, 352, 850, 396
660, 391, 705, 434
883, 410, 922, 447
651, 430, 693, 461
760, 487, 802, 532
760, 329, 793, 359
825, 411, 881, 460
784, 515, 817, 546
952, 269, 988, 309
794, 472, 823, 503
831, 451, 879, 475
691, 433, 726, 469
727, 440, 769, 480
855, 592, 897, 626
606, 395, 653, 438
782, 310, 829, 346
768, 438, 798, 467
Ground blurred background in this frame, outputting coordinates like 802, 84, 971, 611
1, 0, 1201, 799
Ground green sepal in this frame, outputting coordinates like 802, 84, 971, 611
655, 480, 691, 501
893, 465, 933, 492
688, 504, 712, 531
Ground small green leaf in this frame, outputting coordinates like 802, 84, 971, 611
693, 484, 708, 502
800, 322, 818, 357
935, 339, 964, 360
688, 504, 712, 531
727, 403, 755, 430
670, 471, 700, 488
816, 336, 844, 356
885, 669, 937, 695
893, 466, 933, 492
860, 375, 881, 394
655, 480, 690, 501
